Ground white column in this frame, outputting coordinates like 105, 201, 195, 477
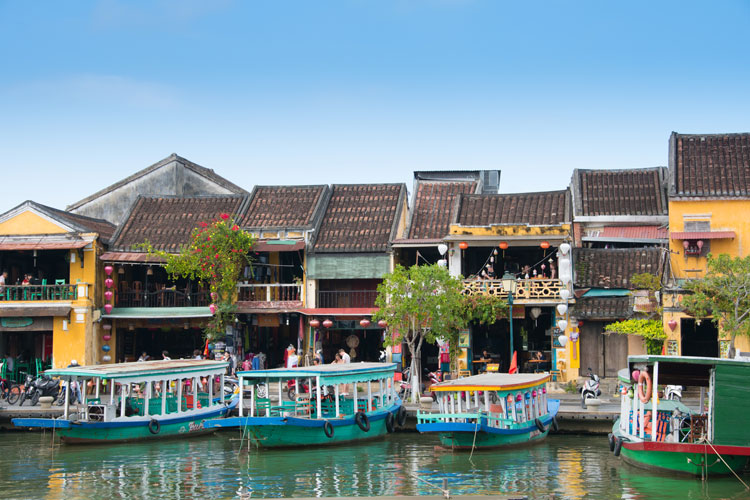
367, 381, 372, 412
353, 382, 358, 412
484, 390, 490, 412
110, 379, 114, 405
652, 362, 659, 442
193, 377, 198, 409
220, 374, 225, 404
316, 376, 322, 419
278, 379, 282, 403
335, 384, 340, 417
177, 379, 183, 414
63, 378, 71, 419
120, 384, 127, 418
161, 379, 167, 415
457, 391, 463, 413
95, 378, 100, 399
239, 376, 245, 417
474, 390, 479, 409
208, 375, 214, 407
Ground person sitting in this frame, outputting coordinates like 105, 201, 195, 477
138, 352, 150, 362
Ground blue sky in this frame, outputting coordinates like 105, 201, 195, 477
1, 1, 749, 212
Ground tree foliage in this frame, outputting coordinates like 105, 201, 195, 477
604, 319, 666, 355
142, 214, 255, 341
682, 253, 750, 353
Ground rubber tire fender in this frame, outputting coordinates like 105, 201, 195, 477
608, 433, 615, 452
148, 419, 161, 435
323, 420, 334, 438
613, 436, 623, 457
355, 411, 370, 432
551, 417, 559, 433
534, 418, 546, 433
385, 412, 395, 433
396, 406, 407, 427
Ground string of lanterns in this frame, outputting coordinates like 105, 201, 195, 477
461, 240, 560, 280
101, 265, 114, 362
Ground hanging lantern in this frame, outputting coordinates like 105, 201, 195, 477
540, 241, 550, 249
310, 319, 321, 328
559, 289, 571, 301
559, 243, 571, 255
530, 307, 542, 320
118, 266, 125, 275
556, 303, 568, 315
104, 278, 114, 289
668, 319, 677, 331
102, 344, 111, 352
459, 241, 469, 250
378, 319, 387, 328
103, 334, 111, 341
104, 304, 113, 314
104, 291, 113, 302
360, 318, 371, 328
322, 319, 333, 329
209, 304, 217, 315
557, 319, 568, 331
516, 394, 523, 402
102, 323, 112, 331
577, 320, 584, 327
102, 355, 112, 362
211, 291, 218, 301
493, 249, 498, 255
489, 256, 494, 263
104, 265, 114, 276
498, 242, 508, 250
437, 243, 448, 256
146, 267, 154, 276
541, 264, 546, 271
697, 240, 704, 250
683, 240, 689, 249
558, 335, 568, 347
632, 370, 640, 382
532, 390, 537, 397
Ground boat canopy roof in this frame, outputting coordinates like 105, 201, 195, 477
45, 359, 229, 381
429, 373, 549, 393
628, 355, 750, 387
237, 362, 397, 385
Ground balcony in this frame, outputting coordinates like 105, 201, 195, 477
462, 278, 565, 303
236, 283, 304, 312
115, 287, 210, 308
1, 284, 78, 301
317, 290, 378, 309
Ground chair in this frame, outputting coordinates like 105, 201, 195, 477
255, 397, 273, 416
34, 359, 43, 377
295, 395, 312, 417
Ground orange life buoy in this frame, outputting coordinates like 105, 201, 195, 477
638, 371, 652, 403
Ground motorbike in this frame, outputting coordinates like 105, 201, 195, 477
664, 384, 683, 401
19, 373, 61, 406
580, 367, 601, 409
398, 367, 412, 400
287, 379, 334, 401
425, 369, 442, 401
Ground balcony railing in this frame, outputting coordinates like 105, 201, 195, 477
317, 290, 378, 309
116, 288, 210, 308
237, 284, 302, 302
1, 284, 78, 302
463, 278, 564, 302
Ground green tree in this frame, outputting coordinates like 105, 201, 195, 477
604, 319, 666, 355
143, 214, 255, 341
373, 264, 506, 403
682, 253, 750, 355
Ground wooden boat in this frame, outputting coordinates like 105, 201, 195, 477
205, 362, 404, 447
13, 359, 238, 444
611, 355, 750, 476
416, 373, 559, 449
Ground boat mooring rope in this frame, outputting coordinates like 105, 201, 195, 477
469, 416, 480, 461
704, 440, 749, 490
405, 471, 451, 499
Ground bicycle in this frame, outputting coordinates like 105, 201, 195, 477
0, 378, 21, 405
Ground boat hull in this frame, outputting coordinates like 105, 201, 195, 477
613, 420, 750, 476
207, 404, 399, 448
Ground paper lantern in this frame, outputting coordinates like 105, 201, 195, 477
459, 241, 469, 250
668, 319, 677, 331
532, 390, 537, 397
378, 319, 387, 328
530, 307, 542, 320
211, 292, 218, 301
632, 370, 640, 382
102, 355, 112, 362
104, 265, 114, 276
559, 289, 571, 301
559, 243, 571, 255
104, 278, 114, 289
697, 240, 704, 250
103, 334, 111, 341
102, 344, 111, 352
558, 335, 568, 347
557, 319, 568, 331
437, 259, 447, 267
102, 323, 112, 331
556, 303, 568, 315
360, 319, 371, 328
309, 319, 321, 328
322, 319, 333, 329
104, 291, 113, 302
437, 243, 448, 256
540, 241, 550, 249
209, 304, 217, 314
104, 304, 113, 314
498, 242, 509, 250
542, 387, 547, 394
683, 240, 689, 249
516, 394, 523, 401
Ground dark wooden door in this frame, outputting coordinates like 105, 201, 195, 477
579, 323, 602, 376
603, 331, 628, 378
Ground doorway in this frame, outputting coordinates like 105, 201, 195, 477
681, 318, 719, 357
579, 322, 628, 378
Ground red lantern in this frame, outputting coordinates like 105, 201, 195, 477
378, 319, 387, 328
498, 242, 508, 250
104, 304, 113, 314
309, 319, 321, 328
103, 334, 111, 341
322, 319, 333, 329
209, 304, 217, 315
683, 240, 689, 249
104, 278, 114, 289
360, 319, 371, 328
459, 241, 469, 250
104, 291, 113, 302
104, 265, 114, 276
540, 241, 550, 249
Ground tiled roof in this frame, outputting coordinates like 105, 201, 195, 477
573, 167, 667, 216
407, 180, 477, 239
574, 247, 663, 289
670, 132, 750, 197
111, 195, 249, 252
242, 185, 327, 229
312, 184, 406, 253
455, 190, 569, 226
41, 204, 117, 242
573, 296, 633, 320
592, 225, 668, 241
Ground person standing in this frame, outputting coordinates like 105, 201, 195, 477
339, 348, 350, 364
0, 270, 7, 299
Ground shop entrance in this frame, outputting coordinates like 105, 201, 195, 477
681, 318, 719, 357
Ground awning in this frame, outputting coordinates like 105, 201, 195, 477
298, 307, 377, 316
0, 236, 90, 250
253, 240, 305, 252
102, 307, 212, 319
100, 252, 166, 263
582, 289, 632, 297
0, 303, 72, 317
670, 231, 736, 240
583, 225, 668, 242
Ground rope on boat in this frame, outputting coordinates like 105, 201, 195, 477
468, 417, 480, 461
405, 471, 451, 499
704, 440, 749, 490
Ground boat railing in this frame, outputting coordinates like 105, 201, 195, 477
418, 409, 540, 430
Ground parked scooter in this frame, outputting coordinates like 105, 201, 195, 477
664, 384, 683, 402
580, 367, 601, 409
19, 373, 61, 406
425, 369, 442, 401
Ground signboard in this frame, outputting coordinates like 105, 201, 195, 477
458, 329, 470, 348
667, 340, 678, 356
257, 314, 280, 327
511, 305, 525, 319
1, 317, 33, 328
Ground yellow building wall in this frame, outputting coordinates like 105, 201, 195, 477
449, 224, 570, 238
0, 210, 69, 235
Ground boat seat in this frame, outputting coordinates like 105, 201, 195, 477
295, 395, 312, 417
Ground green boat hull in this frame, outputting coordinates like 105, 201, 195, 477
436, 428, 548, 449
244, 416, 389, 448
59, 417, 218, 444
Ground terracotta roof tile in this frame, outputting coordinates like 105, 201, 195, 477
671, 132, 750, 197
111, 195, 248, 252
573, 296, 633, 320
573, 168, 667, 216
407, 180, 477, 239
456, 190, 569, 226
313, 184, 406, 253
574, 247, 663, 289
242, 185, 326, 229
595, 225, 668, 240
40, 205, 116, 242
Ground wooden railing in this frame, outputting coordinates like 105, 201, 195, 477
237, 283, 302, 302
116, 288, 210, 308
462, 278, 564, 302
317, 290, 377, 308
1, 284, 78, 301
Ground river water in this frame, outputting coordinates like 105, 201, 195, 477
0, 431, 747, 500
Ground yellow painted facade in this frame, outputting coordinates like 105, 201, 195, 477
0, 210, 69, 235
449, 223, 570, 238
666, 198, 750, 356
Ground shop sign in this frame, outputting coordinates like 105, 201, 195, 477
1, 317, 33, 328
257, 314, 280, 327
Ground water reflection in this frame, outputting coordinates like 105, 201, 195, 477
0, 431, 747, 499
